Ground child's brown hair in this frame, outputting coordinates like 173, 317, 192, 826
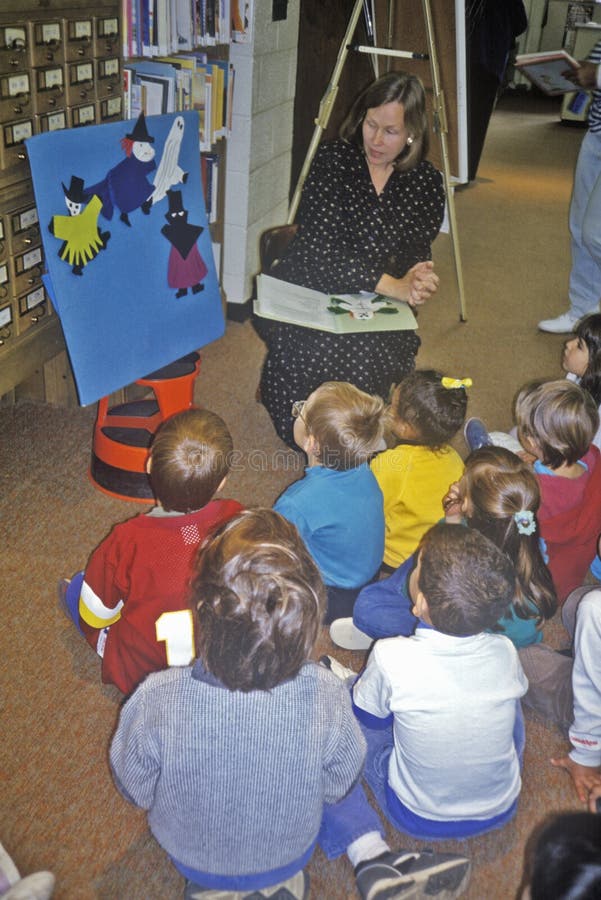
192, 509, 326, 691
149, 408, 233, 512
462, 446, 557, 626
515, 379, 598, 468
418, 522, 515, 636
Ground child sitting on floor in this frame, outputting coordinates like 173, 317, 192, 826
515, 379, 601, 602
370, 370, 467, 571
59, 408, 243, 695
109, 509, 470, 900
331, 445, 557, 651
273, 381, 385, 623
349, 522, 527, 840
562, 312, 601, 450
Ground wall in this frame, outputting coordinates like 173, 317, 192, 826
223, 0, 300, 305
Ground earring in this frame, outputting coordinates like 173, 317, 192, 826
407, 136, 414, 145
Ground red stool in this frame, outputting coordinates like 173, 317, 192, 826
89, 352, 202, 501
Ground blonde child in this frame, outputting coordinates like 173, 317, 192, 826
59, 408, 243, 694
273, 381, 385, 623
370, 369, 468, 570
331, 445, 557, 650
515, 378, 601, 602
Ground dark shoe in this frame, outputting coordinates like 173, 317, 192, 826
192, 283, 204, 294
176, 288, 188, 298
464, 417, 491, 452
355, 849, 471, 900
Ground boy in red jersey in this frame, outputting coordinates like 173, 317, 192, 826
60, 408, 242, 694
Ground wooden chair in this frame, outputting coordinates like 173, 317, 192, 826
259, 224, 298, 274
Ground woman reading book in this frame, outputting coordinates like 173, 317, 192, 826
254, 71, 445, 446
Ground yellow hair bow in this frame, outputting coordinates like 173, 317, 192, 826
441, 377, 472, 390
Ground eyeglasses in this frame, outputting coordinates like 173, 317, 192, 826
291, 400, 306, 420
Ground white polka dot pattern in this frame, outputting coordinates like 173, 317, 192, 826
256, 139, 445, 447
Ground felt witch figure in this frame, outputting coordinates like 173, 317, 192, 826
48, 175, 110, 276
161, 189, 207, 298
86, 112, 156, 227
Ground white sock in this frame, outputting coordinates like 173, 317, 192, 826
346, 831, 390, 868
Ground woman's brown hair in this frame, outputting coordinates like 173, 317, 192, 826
340, 71, 429, 172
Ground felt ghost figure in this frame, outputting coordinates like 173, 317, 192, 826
161, 189, 208, 298
144, 115, 188, 212
48, 175, 110, 275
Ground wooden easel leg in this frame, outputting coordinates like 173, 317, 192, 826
421, 0, 467, 322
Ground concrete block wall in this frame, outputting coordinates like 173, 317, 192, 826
222, 0, 300, 305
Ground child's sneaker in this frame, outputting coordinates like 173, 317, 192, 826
355, 849, 471, 900
319, 655, 357, 681
3, 872, 56, 900
329, 618, 373, 650
0, 842, 55, 900
463, 417, 491, 452
184, 869, 308, 899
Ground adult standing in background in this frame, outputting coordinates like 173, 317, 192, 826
254, 72, 445, 447
539, 40, 601, 334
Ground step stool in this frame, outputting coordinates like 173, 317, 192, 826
89, 351, 202, 501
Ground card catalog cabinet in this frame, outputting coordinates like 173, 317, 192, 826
0, 1, 121, 403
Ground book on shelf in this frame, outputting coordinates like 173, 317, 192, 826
254, 274, 418, 335
125, 59, 179, 114
124, 0, 231, 58
514, 50, 580, 96
201, 152, 219, 222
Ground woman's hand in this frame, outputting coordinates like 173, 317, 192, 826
377, 261, 439, 307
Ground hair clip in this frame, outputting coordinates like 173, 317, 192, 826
441, 377, 472, 390
514, 509, 536, 536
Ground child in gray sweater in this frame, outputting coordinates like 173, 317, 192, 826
110, 509, 469, 900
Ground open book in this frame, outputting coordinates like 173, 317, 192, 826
514, 50, 580, 96
255, 274, 418, 334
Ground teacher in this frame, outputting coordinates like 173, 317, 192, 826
256, 71, 445, 446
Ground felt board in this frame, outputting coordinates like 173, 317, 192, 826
26, 110, 224, 406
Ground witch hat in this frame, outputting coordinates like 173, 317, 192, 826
62, 175, 86, 203
125, 112, 154, 144
166, 190, 185, 216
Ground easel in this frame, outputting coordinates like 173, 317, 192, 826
287, 0, 467, 322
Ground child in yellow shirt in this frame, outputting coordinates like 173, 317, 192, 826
371, 370, 468, 568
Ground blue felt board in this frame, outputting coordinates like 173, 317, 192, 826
26, 111, 224, 406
